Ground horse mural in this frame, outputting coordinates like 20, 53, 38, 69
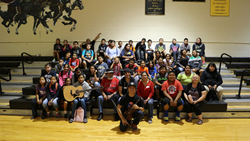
0, 0, 84, 35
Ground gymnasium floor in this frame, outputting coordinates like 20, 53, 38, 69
0, 115, 250, 141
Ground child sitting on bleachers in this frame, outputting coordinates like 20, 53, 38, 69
53, 38, 62, 62
72, 68, 84, 83
69, 53, 79, 72
97, 38, 107, 60
94, 56, 108, 80
62, 52, 71, 65
31, 76, 47, 119
42, 76, 62, 118
110, 57, 122, 80
55, 59, 64, 78
59, 64, 73, 87
169, 38, 180, 61
148, 61, 157, 81
60, 77, 73, 119
41, 63, 57, 84
72, 41, 83, 67
155, 57, 166, 72
82, 44, 96, 69
61, 40, 72, 58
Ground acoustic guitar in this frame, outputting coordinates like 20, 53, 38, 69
63, 86, 103, 102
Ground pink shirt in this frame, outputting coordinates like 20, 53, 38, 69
113, 63, 121, 76
59, 71, 73, 86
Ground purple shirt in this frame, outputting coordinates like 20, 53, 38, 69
36, 85, 47, 97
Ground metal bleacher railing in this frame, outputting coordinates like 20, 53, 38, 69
218, 53, 232, 73
0, 68, 11, 96
237, 69, 249, 99
21, 52, 33, 75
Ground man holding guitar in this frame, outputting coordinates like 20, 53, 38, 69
69, 74, 91, 123
117, 82, 144, 132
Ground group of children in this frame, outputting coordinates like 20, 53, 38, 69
31, 36, 224, 127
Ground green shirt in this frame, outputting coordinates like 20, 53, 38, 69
177, 73, 194, 86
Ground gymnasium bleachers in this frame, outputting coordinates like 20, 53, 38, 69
0, 56, 250, 118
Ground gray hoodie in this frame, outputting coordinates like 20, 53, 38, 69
73, 81, 92, 98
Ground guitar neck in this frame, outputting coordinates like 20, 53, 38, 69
78, 87, 101, 93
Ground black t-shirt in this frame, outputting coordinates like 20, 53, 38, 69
81, 40, 96, 52
72, 47, 82, 58
98, 44, 107, 54
119, 94, 144, 113
119, 77, 135, 95
184, 82, 206, 98
54, 44, 62, 51
180, 56, 189, 67
86, 73, 101, 85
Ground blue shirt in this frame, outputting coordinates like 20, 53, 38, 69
62, 57, 70, 65
148, 66, 157, 78
120, 49, 134, 61
82, 49, 94, 59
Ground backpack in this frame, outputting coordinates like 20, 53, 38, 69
49, 83, 58, 90
60, 70, 71, 77
73, 107, 84, 122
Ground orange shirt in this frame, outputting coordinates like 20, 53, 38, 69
130, 46, 135, 52
138, 66, 149, 75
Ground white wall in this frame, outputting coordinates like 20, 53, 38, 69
0, 0, 250, 57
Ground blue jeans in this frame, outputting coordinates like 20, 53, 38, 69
136, 49, 145, 60
31, 98, 46, 116
97, 91, 120, 114
145, 98, 154, 119
107, 58, 113, 67
171, 51, 180, 61
182, 84, 186, 90
71, 98, 88, 117
42, 97, 59, 110
120, 110, 144, 132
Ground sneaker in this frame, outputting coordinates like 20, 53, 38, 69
41, 115, 45, 119
69, 118, 74, 123
132, 124, 137, 132
197, 119, 203, 125
114, 113, 120, 121
148, 118, 153, 124
202, 63, 206, 67
83, 117, 88, 123
97, 113, 103, 121
30, 115, 37, 119
56, 113, 60, 118
175, 116, 181, 122
52, 59, 55, 63
163, 117, 169, 122
64, 114, 68, 119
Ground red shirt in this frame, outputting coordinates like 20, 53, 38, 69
161, 79, 183, 98
137, 80, 154, 99
125, 64, 138, 73
101, 77, 119, 93
69, 58, 79, 69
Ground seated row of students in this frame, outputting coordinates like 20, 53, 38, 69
35, 60, 223, 127
53, 36, 205, 71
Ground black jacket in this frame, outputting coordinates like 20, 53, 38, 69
200, 70, 223, 86
135, 42, 146, 51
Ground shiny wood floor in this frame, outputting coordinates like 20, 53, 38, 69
0, 115, 250, 141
